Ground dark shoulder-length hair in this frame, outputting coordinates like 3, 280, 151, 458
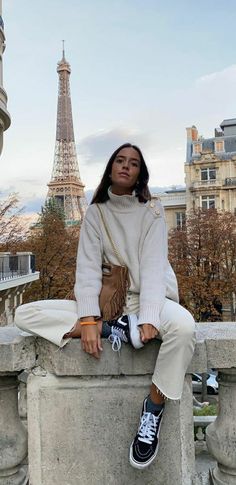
91, 143, 151, 204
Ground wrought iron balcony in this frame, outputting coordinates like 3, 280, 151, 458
189, 179, 222, 190
224, 177, 236, 187
0, 252, 36, 281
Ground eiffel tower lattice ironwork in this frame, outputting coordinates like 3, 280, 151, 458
47, 45, 87, 224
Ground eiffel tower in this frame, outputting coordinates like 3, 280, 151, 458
47, 44, 87, 225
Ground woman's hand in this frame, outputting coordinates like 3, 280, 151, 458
139, 324, 159, 344
81, 319, 103, 359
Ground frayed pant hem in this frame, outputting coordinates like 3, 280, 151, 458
58, 336, 72, 348
152, 378, 181, 402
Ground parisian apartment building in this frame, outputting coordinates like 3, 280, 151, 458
160, 118, 236, 231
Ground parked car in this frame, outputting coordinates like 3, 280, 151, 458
192, 372, 218, 395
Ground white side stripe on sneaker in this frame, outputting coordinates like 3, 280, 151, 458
117, 317, 128, 327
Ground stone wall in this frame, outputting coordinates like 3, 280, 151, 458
1, 323, 236, 484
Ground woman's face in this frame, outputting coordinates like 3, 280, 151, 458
110, 147, 141, 195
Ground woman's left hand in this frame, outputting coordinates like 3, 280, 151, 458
139, 324, 159, 343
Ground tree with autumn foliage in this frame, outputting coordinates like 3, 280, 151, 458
22, 199, 79, 303
168, 209, 236, 322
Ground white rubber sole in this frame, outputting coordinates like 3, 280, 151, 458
129, 441, 159, 469
128, 314, 144, 349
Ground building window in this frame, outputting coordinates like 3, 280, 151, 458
214, 140, 224, 153
201, 195, 215, 209
193, 143, 202, 155
201, 167, 216, 181
176, 212, 186, 229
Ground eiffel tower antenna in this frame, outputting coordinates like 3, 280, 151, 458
47, 46, 87, 224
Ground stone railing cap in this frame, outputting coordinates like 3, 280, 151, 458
1, 322, 236, 375
190, 322, 236, 373
34, 322, 236, 376
0, 327, 36, 373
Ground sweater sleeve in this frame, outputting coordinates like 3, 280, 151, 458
138, 206, 168, 329
74, 208, 103, 319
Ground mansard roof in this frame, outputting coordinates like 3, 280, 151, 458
220, 119, 236, 128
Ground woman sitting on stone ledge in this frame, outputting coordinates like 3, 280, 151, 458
15, 143, 196, 470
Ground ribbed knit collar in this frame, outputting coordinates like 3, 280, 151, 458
107, 186, 140, 212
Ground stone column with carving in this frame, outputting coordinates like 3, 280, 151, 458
0, 327, 35, 484
206, 368, 236, 485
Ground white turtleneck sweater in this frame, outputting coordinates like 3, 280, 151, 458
74, 188, 179, 330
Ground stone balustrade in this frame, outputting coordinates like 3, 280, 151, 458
0, 327, 35, 484
0, 323, 236, 485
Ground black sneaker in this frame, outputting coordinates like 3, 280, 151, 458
107, 314, 143, 351
129, 397, 164, 469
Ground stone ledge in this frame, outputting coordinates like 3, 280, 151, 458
36, 338, 161, 376
190, 322, 236, 372
194, 416, 216, 427
1, 322, 236, 375
35, 322, 236, 376
0, 327, 36, 373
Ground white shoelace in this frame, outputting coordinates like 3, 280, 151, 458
108, 326, 128, 352
108, 334, 122, 351
138, 411, 161, 445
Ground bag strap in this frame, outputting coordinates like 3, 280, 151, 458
97, 204, 124, 266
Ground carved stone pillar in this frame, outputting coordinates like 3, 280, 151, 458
206, 368, 236, 485
0, 328, 36, 485
0, 374, 28, 484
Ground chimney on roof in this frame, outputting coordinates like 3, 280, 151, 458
186, 125, 198, 141
186, 125, 198, 164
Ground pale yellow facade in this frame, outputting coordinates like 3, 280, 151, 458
156, 191, 186, 232
160, 120, 236, 232
185, 122, 236, 214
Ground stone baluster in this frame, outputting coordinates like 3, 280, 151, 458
18, 372, 28, 421
206, 368, 236, 485
0, 327, 36, 485
0, 374, 28, 484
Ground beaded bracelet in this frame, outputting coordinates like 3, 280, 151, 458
80, 321, 97, 326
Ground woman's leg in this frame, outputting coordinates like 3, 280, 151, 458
15, 299, 78, 347
130, 299, 196, 469
152, 298, 196, 400
150, 382, 165, 404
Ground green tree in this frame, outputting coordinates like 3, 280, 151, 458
22, 199, 79, 302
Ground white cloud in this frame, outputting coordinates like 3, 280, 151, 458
183, 64, 236, 136
78, 126, 154, 189
78, 126, 152, 165
196, 64, 236, 86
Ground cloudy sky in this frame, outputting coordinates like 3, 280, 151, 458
1, 0, 236, 213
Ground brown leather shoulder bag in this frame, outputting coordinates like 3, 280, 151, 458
97, 204, 130, 321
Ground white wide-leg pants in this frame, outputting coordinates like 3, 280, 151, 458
14, 298, 195, 400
